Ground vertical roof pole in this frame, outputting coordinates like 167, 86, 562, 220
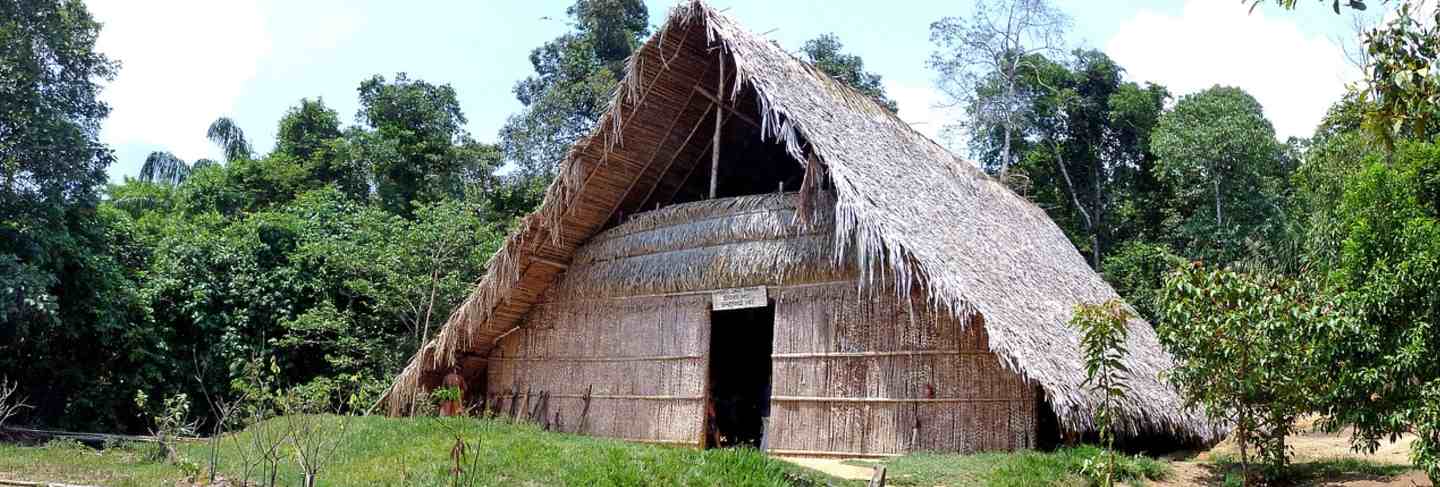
710, 50, 725, 200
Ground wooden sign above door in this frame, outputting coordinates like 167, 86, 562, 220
712, 286, 768, 311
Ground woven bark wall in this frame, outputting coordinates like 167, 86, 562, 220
486, 294, 710, 445
766, 282, 1037, 456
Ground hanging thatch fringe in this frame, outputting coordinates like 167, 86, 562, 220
383, 0, 1221, 443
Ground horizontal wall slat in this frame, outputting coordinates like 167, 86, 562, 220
545, 394, 704, 400
770, 396, 1033, 404
490, 355, 703, 363
771, 350, 991, 359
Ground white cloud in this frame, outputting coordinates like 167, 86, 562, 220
885, 79, 962, 150
1106, 0, 1354, 139
87, 0, 271, 162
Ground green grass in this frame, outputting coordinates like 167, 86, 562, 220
849, 445, 1170, 487
0, 416, 842, 486
0, 438, 188, 486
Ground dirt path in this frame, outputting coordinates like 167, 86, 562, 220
1154, 427, 1429, 487
776, 456, 876, 481
777, 426, 1431, 486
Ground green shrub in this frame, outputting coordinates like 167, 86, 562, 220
1160, 265, 1318, 482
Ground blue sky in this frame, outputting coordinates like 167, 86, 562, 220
85, 0, 1380, 182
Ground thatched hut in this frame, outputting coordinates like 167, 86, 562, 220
384, 0, 1218, 456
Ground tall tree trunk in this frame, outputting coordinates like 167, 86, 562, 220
1051, 142, 1098, 268
1214, 177, 1223, 228
1092, 160, 1104, 268
1001, 75, 1016, 177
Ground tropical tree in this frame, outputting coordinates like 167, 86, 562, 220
800, 34, 898, 113
275, 98, 368, 200
929, 0, 1070, 177
0, 0, 155, 430
276, 98, 343, 162
1150, 86, 1288, 264
192, 159, 220, 172
1070, 299, 1133, 487
1310, 141, 1440, 483
207, 117, 252, 162
355, 73, 487, 216
1250, 0, 1438, 149
139, 151, 192, 186
967, 49, 1170, 267
1356, 2, 1440, 149
499, 0, 649, 200
1160, 265, 1320, 482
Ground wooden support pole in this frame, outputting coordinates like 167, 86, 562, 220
709, 53, 724, 200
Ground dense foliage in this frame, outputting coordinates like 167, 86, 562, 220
1150, 86, 1291, 264
498, 0, 649, 208
1309, 141, 1440, 481
0, 0, 511, 431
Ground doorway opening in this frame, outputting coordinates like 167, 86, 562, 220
706, 303, 774, 449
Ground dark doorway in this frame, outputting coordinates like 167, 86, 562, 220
706, 303, 774, 449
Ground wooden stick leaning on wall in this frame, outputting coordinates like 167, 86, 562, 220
520, 387, 532, 423
577, 385, 593, 434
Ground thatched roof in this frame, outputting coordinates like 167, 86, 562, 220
385, 0, 1220, 443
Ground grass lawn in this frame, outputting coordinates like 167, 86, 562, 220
10, 418, 1413, 486
0, 439, 186, 486
0, 427, 1169, 487
0, 416, 843, 486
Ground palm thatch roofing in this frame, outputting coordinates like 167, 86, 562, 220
385, 0, 1220, 443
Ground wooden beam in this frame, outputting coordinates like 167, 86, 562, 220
664, 143, 712, 205
0, 426, 203, 445
530, 256, 569, 270
694, 87, 761, 129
